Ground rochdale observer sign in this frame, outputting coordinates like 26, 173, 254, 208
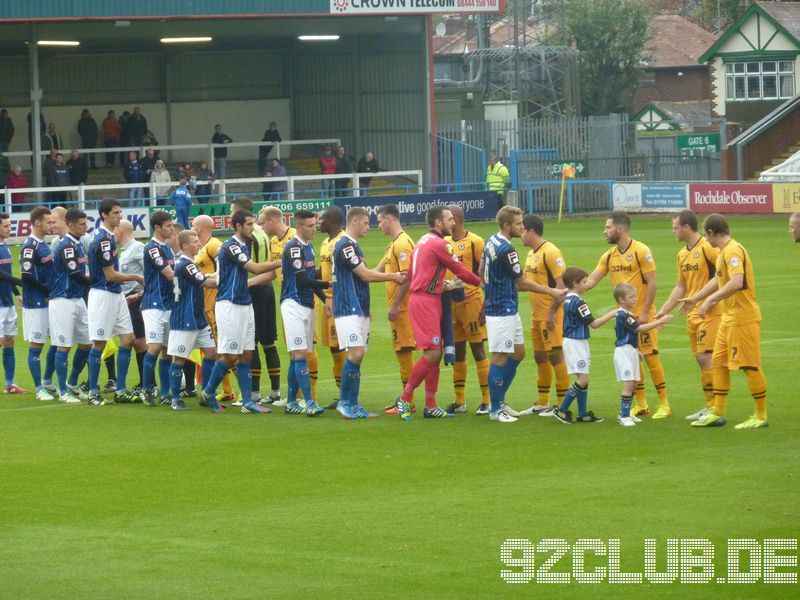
330, 0, 503, 14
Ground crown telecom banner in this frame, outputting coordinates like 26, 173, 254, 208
330, 0, 503, 14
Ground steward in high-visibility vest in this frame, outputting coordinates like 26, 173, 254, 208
486, 156, 510, 204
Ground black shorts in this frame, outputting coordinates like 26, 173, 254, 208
127, 294, 146, 339
251, 283, 277, 345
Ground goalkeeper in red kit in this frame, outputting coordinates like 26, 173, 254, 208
395, 205, 482, 420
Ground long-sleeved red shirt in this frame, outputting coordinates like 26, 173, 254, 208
409, 231, 481, 295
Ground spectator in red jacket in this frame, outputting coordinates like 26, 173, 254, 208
6, 165, 29, 211
319, 145, 337, 196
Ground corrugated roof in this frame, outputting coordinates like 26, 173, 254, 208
643, 15, 717, 69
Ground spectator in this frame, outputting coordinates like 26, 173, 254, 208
259, 121, 281, 175
141, 129, 159, 150
0, 152, 8, 188
27, 111, 46, 151
102, 110, 121, 167
124, 151, 145, 205
170, 178, 192, 227
150, 159, 172, 203
77, 109, 98, 169
118, 110, 131, 164
47, 153, 70, 205
6, 165, 28, 211
334, 145, 352, 198
270, 158, 287, 198
356, 151, 379, 196
211, 124, 232, 179
43, 122, 63, 152
261, 171, 273, 200
180, 162, 197, 192
128, 106, 148, 147
195, 160, 214, 200
67, 148, 89, 186
0, 109, 14, 153
319, 145, 337, 196
43, 148, 57, 185
140, 147, 157, 181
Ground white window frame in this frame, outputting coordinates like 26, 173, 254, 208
724, 59, 795, 101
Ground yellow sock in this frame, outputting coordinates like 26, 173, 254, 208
552, 358, 570, 403
645, 354, 669, 408
222, 372, 234, 397
453, 360, 467, 406
398, 350, 415, 406
712, 366, 730, 417
476, 358, 489, 404
745, 368, 768, 421
536, 361, 552, 405
308, 348, 319, 399
332, 350, 345, 389
634, 362, 647, 409
701, 368, 714, 408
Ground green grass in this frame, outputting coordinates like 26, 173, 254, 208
1, 215, 798, 598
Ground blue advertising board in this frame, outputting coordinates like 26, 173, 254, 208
641, 184, 687, 209
334, 191, 500, 226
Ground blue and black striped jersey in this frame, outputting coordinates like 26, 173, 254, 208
482, 233, 522, 317
332, 234, 369, 318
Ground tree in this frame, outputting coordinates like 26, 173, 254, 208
565, 0, 653, 115
692, 0, 741, 32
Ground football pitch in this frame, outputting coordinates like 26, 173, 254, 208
1, 214, 798, 598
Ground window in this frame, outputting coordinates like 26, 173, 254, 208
725, 59, 795, 100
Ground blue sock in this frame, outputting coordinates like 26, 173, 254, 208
88, 347, 102, 394
2, 346, 15, 386
620, 395, 633, 417
576, 385, 588, 417
169, 362, 183, 401
501, 357, 521, 394
287, 359, 299, 403
28, 346, 43, 390
158, 357, 172, 397
236, 362, 252, 405
350, 361, 362, 407
339, 359, 353, 407
203, 360, 229, 396
488, 363, 505, 413
201, 358, 215, 388
559, 383, 580, 411
294, 358, 313, 404
116, 347, 132, 392
69, 347, 90, 387
142, 351, 158, 392
43, 345, 57, 383
55, 349, 70, 394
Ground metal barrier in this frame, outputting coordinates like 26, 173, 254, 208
522, 179, 614, 215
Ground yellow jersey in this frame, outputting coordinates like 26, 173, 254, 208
269, 226, 296, 283
383, 231, 415, 309
524, 240, 565, 320
677, 236, 721, 320
716, 239, 761, 325
595, 239, 656, 318
445, 231, 485, 302
319, 230, 344, 300
194, 236, 222, 314
250, 224, 271, 265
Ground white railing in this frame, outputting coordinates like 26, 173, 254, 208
3, 170, 424, 210
3, 138, 340, 173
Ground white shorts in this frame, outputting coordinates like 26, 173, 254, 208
49, 297, 90, 347
168, 327, 215, 359
335, 315, 370, 350
142, 309, 171, 345
216, 301, 255, 354
614, 344, 641, 381
486, 314, 524, 353
22, 307, 48, 343
563, 338, 591, 375
281, 299, 315, 352
0, 305, 17, 337
88, 288, 133, 341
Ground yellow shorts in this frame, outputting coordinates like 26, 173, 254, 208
452, 297, 486, 344
319, 306, 339, 348
713, 321, 761, 370
638, 328, 659, 356
391, 310, 416, 351
531, 313, 564, 352
687, 313, 720, 354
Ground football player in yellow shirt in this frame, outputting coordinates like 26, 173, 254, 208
260, 206, 319, 404
656, 210, 721, 421
443, 204, 490, 415
317, 206, 346, 409
375, 204, 417, 414
679, 214, 768, 429
518, 214, 571, 414
192, 214, 236, 402
586, 211, 670, 418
